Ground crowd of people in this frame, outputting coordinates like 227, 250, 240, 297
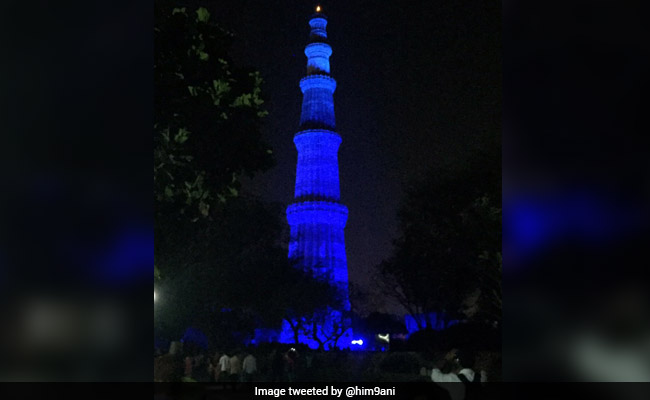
209, 350, 258, 382
173, 347, 302, 383
156, 342, 492, 400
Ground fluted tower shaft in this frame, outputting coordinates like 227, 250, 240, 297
287, 11, 349, 292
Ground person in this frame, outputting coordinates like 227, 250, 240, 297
154, 353, 183, 382
218, 352, 230, 382
284, 348, 298, 382
183, 355, 193, 379
229, 353, 242, 382
192, 353, 211, 382
271, 350, 284, 382
430, 349, 485, 400
304, 351, 314, 379
242, 352, 257, 382
209, 351, 221, 382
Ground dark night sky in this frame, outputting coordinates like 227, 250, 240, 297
203, 0, 500, 313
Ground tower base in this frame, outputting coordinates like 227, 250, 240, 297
278, 320, 354, 350
252, 309, 361, 350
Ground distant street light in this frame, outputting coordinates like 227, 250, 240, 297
377, 333, 390, 343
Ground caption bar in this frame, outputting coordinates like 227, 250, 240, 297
255, 386, 396, 397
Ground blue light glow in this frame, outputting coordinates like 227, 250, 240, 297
181, 327, 209, 350
286, 201, 348, 286
299, 76, 336, 129
286, 201, 347, 227
305, 43, 332, 74
309, 17, 328, 40
300, 75, 336, 92
293, 130, 342, 200
278, 12, 353, 349
404, 313, 459, 335
278, 316, 354, 350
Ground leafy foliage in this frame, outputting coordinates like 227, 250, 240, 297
154, 2, 273, 222
154, 2, 286, 345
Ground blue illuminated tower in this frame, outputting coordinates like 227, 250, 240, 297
283, 7, 353, 348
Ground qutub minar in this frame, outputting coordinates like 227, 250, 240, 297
287, 8, 349, 298
280, 6, 354, 348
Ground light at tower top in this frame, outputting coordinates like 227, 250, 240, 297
316, 5, 321, 13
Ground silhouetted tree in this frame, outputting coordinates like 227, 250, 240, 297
274, 263, 349, 349
378, 140, 501, 329
155, 197, 285, 342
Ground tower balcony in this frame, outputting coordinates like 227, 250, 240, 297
300, 74, 336, 93
294, 127, 340, 138
286, 201, 348, 229
305, 42, 332, 74
309, 15, 328, 40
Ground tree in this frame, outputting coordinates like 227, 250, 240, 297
155, 195, 351, 348
154, 1, 273, 223
354, 312, 407, 344
461, 196, 502, 323
378, 141, 501, 329
272, 262, 350, 349
303, 308, 352, 350
154, 1, 278, 344
154, 196, 289, 343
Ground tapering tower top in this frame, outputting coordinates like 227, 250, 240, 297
309, 6, 328, 42
304, 6, 332, 77
300, 5, 335, 127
